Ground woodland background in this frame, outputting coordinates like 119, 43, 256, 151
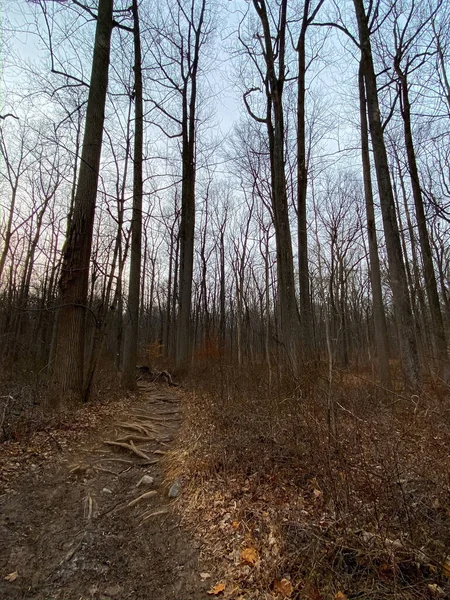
1, 1, 450, 597
0, 0, 449, 402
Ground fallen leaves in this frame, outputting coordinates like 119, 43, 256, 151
240, 547, 258, 565
302, 582, 323, 600
273, 577, 293, 597
4, 571, 18, 582
165, 381, 450, 600
207, 582, 226, 595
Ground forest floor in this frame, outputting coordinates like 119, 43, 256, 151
0, 382, 211, 600
167, 365, 450, 600
1, 371, 450, 600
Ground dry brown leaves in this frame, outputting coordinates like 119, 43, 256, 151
0, 390, 137, 489
167, 380, 450, 600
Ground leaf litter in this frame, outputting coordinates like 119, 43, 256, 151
166, 377, 450, 600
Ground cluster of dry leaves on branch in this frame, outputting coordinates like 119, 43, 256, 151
166, 364, 450, 600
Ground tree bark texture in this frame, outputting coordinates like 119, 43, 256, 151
394, 59, 449, 381
252, 0, 300, 369
358, 63, 391, 386
122, 0, 144, 389
353, 0, 421, 389
51, 0, 113, 403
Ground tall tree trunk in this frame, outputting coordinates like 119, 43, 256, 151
296, 0, 323, 360
296, 5, 312, 358
219, 226, 226, 350
122, 0, 144, 389
358, 63, 391, 386
353, 0, 420, 389
163, 219, 175, 356
393, 158, 428, 356
251, 0, 300, 369
394, 61, 449, 380
176, 113, 196, 367
0, 184, 18, 283
176, 0, 207, 368
51, 0, 113, 404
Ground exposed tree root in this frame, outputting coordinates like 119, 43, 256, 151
116, 421, 158, 435
127, 490, 157, 508
104, 440, 158, 463
141, 415, 181, 423
84, 494, 94, 520
115, 434, 159, 443
141, 507, 170, 522
92, 465, 120, 476
95, 457, 135, 464
136, 367, 179, 387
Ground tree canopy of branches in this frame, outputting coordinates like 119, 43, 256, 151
1, 0, 449, 403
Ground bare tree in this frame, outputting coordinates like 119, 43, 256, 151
0, 121, 36, 282
122, 0, 144, 389
242, 0, 300, 370
51, 0, 114, 404
390, 0, 449, 380
353, 0, 421, 388
145, 0, 212, 368
296, 0, 324, 359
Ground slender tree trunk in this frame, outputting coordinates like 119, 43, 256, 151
219, 227, 226, 350
176, 88, 196, 368
122, 0, 144, 389
0, 184, 18, 283
296, 9, 312, 358
353, 0, 420, 388
172, 231, 180, 356
235, 270, 243, 366
176, 0, 207, 368
251, 0, 299, 369
358, 63, 391, 386
51, 0, 113, 404
395, 62, 449, 380
163, 221, 175, 355
392, 158, 428, 358
296, 0, 323, 359
263, 236, 272, 384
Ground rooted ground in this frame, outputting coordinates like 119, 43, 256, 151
2, 372, 450, 600
0, 383, 210, 600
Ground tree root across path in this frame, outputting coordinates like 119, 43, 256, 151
0, 383, 210, 600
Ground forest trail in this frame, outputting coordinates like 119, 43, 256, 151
0, 383, 210, 600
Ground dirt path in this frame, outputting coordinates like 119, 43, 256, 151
0, 383, 210, 600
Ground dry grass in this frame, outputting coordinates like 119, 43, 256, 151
167, 360, 450, 599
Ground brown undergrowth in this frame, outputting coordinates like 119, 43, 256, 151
0, 356, 124, 444
0, 364, 133, 490
167, 361, 450, 600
